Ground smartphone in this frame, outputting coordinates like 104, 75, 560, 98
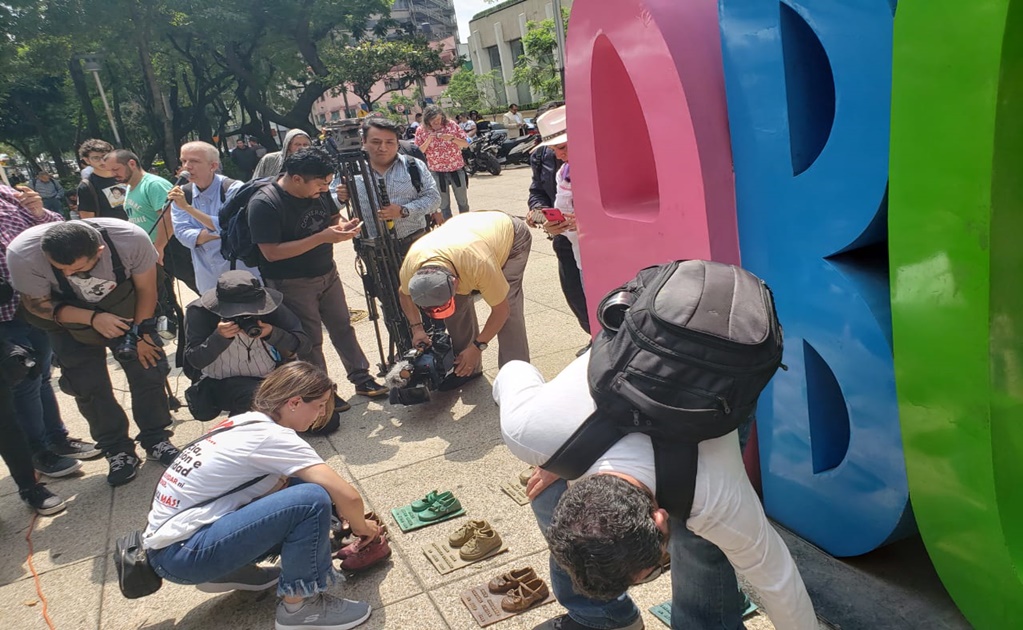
542, 207, 566, 223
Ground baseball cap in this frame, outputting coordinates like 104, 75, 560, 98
408, 267, 457, 318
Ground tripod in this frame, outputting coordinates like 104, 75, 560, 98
323, 141, 415, 376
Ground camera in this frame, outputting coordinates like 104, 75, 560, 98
226, 316, 262, 338
0, 341, 38, 385
113, 325, 141, 362
385, 332, 455, 405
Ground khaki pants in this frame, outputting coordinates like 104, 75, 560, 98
445, 217, 532, 368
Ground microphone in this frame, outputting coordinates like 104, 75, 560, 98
148, 171, 192, 238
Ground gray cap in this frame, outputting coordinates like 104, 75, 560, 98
408, 267, 456, 312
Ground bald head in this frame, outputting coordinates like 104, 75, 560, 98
180, 141, 220, 188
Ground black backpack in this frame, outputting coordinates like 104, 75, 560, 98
541, 260, 784, 516
218, 177, 279, 269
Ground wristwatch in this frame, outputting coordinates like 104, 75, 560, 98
400, 206, 410, 218
473, 340, 488, 351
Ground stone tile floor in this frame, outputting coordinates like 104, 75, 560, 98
0, 166, 794, 629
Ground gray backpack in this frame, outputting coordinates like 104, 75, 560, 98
542, 260, 784, 515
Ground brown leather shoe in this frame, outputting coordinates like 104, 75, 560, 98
501, 576, 549, 612
488, 567, 537, 594
449, 519, 489, 548
458, 525, 502, 561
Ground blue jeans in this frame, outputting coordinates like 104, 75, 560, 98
0, 319, 68, 454
149, 483, 342, 598
531, 421, 754, 630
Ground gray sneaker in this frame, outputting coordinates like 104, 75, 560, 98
275, 593, 371, 630
196, 564, 281, 593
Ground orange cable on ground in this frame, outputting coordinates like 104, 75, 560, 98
25, 512, 57, 630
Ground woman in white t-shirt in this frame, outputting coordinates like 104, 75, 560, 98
144, 362, 379, 630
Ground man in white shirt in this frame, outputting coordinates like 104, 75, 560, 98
494, 356, 817, 630
169, 141, 260, 293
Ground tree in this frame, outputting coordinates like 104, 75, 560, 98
323, 38, 448, 110
443, 69, 505, 112
511, 10, 570, 102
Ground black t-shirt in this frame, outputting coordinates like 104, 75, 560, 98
248, 184, 339, 280
231, 147, 259, 173
76, 173, 130, 221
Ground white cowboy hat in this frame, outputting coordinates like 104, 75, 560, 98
534, 105, 567, 150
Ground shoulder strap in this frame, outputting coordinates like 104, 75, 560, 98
404, 156, 422, 193
146, 420, 270, 534
88, 222, 127, 284
540, 408, 624, 480
183, 182, 194, 207
219, 177, 238, 203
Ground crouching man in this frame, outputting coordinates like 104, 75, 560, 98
184, 270, 308, 419
399, 211, 531, 384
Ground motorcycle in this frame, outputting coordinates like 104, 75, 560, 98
463, 136, 502, 176
482, 123, 540, 166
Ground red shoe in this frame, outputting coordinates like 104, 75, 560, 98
339, 535, 392, 572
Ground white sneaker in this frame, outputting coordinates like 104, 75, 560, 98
275, 593, 372, 630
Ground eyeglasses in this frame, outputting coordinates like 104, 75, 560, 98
634, 555, 670, 585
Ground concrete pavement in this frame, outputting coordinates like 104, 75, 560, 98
0, 164, 787, 630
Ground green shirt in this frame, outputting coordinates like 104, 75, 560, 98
124, 172, 173, 243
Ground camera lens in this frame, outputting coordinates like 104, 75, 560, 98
598, 291, 636, 332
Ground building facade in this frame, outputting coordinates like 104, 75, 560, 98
390, 0, 459, 41
466, 0, 573, 107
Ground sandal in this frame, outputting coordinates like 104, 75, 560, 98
419, 494, 462, 521
488, 567, 537, 594
501, 576, 550, 612
412, 490, 448, 512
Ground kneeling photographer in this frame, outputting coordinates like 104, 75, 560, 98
6, 219, 179, 487
184, 270, 308, 421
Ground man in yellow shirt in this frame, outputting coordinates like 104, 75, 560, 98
399, 211, 532, 380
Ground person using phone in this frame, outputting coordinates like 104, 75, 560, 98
248, 148, 387, 417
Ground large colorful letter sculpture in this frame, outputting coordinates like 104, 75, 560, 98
890, 1, 1023, 625
565, 0, 740, 318
719, 0, 914, 556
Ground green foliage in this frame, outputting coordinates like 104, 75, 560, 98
323, 38, 448, 109
510, 9, 569, 102
443, 69, 505, 112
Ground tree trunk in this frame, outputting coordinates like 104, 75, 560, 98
68, 58, 103, 139
131, 1, 178, 172
14, 101, 70, 178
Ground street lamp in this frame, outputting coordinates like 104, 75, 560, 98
81, 54, 122, 145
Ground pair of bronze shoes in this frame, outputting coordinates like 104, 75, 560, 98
488, 567, 549, 612
448, 519, 503, 561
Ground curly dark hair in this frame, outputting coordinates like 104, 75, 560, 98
78, 138, 114, 159
546, 474, 664, 601
282, 147, 334, 180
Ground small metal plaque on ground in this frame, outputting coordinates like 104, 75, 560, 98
460, 583, 555, 627
422, 539, 509, 575
649, 597, 758, 628
391, 504, 465, 533
500, 480, 529, 506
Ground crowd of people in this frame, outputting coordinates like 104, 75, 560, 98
0, 104, 817, 630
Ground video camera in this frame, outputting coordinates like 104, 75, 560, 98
113, 324, 141, 362
384, 331, 455, 405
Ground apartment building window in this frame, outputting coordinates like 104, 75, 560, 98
435, 74, 451, 86
485, 45, 508, 106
